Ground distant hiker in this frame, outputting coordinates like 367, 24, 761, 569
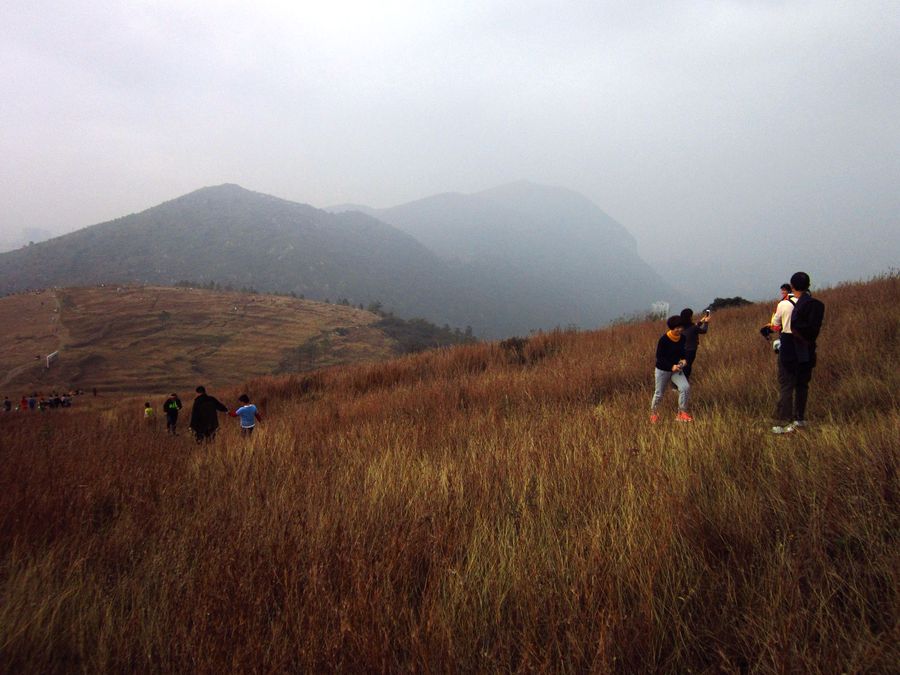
679, 307, 710, 380
28, 395, 36, 411
189, 385, 228, 443
20, 396, 27, 411
650, 316, 693, 423
144, 402, 156, 425
163, 393, 183, 435
3, 397, 11, 412
229, 394, 262, 437
772, 272, 825, 434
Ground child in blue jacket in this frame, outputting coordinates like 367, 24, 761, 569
230, 394, 263, 436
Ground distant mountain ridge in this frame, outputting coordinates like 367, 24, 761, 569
0, 226, 54, 253
369, 181, 638, 265
329, 181, 681, 334
0, 183, 681, 337
0, 184, 475, 328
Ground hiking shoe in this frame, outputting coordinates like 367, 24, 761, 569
675, 411, 694, 422
792, 420, 808, 429
771, 424, 795, 434
649, 412, 660, 424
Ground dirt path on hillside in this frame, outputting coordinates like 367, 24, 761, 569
0, 290, 71, 390
50, 289, 72, 351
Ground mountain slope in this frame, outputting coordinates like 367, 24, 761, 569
0, 185, 471, 328
333, 181, 683, 335
0, 286, 467, 394
2, 183, 682, 338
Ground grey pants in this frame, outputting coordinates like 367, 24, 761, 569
651, 368, 690, 412
775, 358, 812, 422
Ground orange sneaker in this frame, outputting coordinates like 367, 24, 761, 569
676, 411, 694, 422
649, 412, 660, 423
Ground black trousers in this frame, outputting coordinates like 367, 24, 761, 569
194, 428, 217, 443
775, 358, 813, 422
683, 350, 697, 380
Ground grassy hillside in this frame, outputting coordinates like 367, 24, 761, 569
0, 286, 465, 394
1, 275, 897, 672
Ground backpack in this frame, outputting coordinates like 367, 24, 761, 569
792, 295, 825, 344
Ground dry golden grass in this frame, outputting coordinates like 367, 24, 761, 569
1, 286, 395, 395
1, 274, 897, 672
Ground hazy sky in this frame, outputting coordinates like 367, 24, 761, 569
2, 0, 898, 300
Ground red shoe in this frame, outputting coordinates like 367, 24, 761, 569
676, 411, 694, 422
649, 412, 660, 424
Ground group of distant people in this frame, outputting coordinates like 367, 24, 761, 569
3, 391, 81, 412
143, 386, 262, 443
8, 274, 825, 440
650, 271, 825, 434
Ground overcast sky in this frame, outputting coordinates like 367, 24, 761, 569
2, 0, 898, 300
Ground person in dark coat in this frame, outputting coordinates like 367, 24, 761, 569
189, 386, 228, 443
772, 272, 825, 434
679, 307, 711, 379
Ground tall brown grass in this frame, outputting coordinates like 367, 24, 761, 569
1, 274, 898, 672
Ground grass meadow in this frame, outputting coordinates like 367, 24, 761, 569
1, 275, 898, 672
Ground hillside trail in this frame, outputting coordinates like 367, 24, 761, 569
50, 288, 72, 351
0, 290, 71, 390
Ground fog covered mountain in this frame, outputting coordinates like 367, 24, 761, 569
0, 185, 475, 327
1, 183, 682, 337
330, 181, 683, 334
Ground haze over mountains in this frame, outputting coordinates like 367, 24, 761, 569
0, 183, 681, 338
0, 227, 54, 254
330, 181, 678, 335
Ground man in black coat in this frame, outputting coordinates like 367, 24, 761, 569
772, 272, 825, 434
189, 386, 229, 443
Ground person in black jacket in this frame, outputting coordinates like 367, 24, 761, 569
163, 393, 183, 435
772, 272, 825, 434
189, 386, 229, 443
650, 315, 693, 423
679, 307, 710, 379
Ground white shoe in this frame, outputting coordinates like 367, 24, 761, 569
792, 420, 808, 429
771, 424, 795, 434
